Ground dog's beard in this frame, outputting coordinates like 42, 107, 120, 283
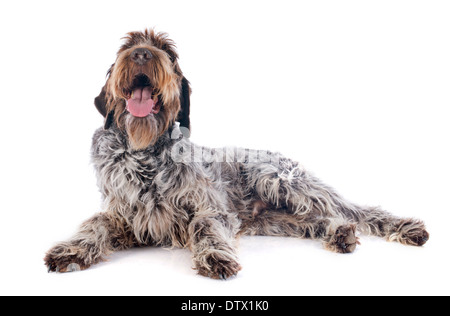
125, 114, 165, 150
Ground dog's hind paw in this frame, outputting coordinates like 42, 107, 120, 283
325, 224, 360, 254
388, 219, 429, 246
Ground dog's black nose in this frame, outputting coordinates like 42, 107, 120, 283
131, 48, 152, 65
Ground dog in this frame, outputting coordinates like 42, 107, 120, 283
45, 29, 429, 279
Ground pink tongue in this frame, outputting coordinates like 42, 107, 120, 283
126, 87, 155, 117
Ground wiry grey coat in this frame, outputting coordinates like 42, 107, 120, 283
44, 123, 429, 279
44, 29, 429, 280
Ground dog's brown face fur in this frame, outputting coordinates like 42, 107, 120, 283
95, 29, 190, 150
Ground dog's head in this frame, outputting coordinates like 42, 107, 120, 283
95, 29, 191, 150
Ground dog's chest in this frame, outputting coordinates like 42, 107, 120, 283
92, 129, 195, 246
99, 152, 161, 203
92, 129, 195, 206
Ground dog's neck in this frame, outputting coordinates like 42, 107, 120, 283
108, 122, 185, 153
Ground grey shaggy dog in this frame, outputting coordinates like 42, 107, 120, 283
45, 29, 429, 279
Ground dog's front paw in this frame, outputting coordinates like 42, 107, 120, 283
44, 244, 91, 273
195, 253, 242, 280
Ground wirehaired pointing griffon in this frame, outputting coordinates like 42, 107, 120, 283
45, 29, 429, 279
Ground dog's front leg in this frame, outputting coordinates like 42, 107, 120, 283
188, 210, 242, 280
45, 212, 134, 272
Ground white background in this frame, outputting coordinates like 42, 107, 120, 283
0, 0, 449, 296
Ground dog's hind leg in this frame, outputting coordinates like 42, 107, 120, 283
342, 205, 429, 246
243, 154, 429, 247
44, 212, 136, 272
239, 210, 360, 253
244, 156, 349, 218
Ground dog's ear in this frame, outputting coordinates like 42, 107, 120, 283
94, 84, 115, 130
94, 66, 115, 130
177, 76, 191, 134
